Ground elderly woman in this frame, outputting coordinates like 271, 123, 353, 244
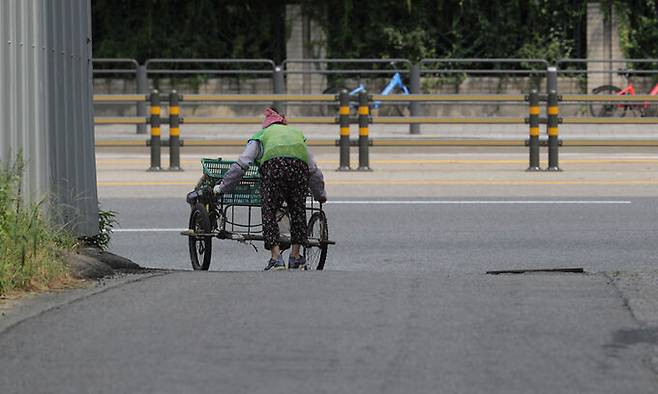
213, 107, 327, 270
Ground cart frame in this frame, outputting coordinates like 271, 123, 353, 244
182, 158, 333, 270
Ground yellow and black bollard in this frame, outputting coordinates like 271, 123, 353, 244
546, 89, 561, 171
337, 89, 351, 171
148, 89, 161, 171
527, 90, 541, 171
168, 90, 183, 171
357, 91, 371, 171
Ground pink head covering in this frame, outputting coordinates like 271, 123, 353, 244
262, 107, 287, 128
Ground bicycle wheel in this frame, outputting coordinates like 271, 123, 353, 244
188, 203, 212, 270
590, 85, 624, 117
304, 211, 328, 270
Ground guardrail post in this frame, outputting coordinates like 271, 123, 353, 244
136, 64, 148, 134
337, 89, 351, 171
168, 90, 182, 171
527, 90, 541, 171
273, 65, 286, 113
546, 66, 558, 96
148, 89, 161, 171
546, 89, 561, 171
357, 91, 371, 171
409, 63, 421, 135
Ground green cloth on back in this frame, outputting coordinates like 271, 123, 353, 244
249, 124, 308, 165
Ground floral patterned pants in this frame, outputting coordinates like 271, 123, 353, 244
260, 157, 309, 250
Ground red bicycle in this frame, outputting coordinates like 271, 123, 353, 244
590, 70, 658, 117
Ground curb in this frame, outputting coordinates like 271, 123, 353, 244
64, 248, 143, 280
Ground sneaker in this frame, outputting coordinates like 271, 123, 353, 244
288, 255, 307, 270
264, 257, 286, 271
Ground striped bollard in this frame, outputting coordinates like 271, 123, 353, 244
337, 89, 351, 171
527, 90, 541, 171
168, 90, 183, 171
148, 89, 161, 171
357, 90, 371, 171
546, 89, 561, 171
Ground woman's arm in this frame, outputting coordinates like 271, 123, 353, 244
307, 149, 327, 202
213, 140, 261, 194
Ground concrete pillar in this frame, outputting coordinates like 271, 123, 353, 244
0, 0, 99, 235
285, 4, 304, 96
587, 1, 624, 92
285, 4, 326, 114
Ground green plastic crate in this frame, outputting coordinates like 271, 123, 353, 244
201, 158, 261, 206
201, 158, 259, 180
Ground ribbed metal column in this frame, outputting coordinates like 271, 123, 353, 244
0, 0, 98, 236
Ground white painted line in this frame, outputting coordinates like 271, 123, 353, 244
113, 200, 632, 233
327, 200, 632, 204
115, 228, 187, 233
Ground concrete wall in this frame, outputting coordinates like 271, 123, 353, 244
0, 0, 98, 235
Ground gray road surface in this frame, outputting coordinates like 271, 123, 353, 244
1, 271, 656, 394
2, 148, 658, 393
106, 197, 658, 274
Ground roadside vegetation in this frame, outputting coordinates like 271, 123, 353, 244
0, 159, 76, 296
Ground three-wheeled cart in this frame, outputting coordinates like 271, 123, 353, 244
182, 158, 334, 270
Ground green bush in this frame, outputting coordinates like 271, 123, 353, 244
0, 159, 75, 296
80, 206, 118, 251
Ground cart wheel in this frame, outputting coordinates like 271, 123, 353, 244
188, 203, 212, 270
304, 212, 328, 270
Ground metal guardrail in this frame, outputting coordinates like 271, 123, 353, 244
180, 94, 336, 102
557, 58, 658, 75
93, 88, 658, 173
371, 94, 526, 102
420, 58, 549, 75
562, 94, 658, 102
92, 92, 658, 127
92, 58, 139, 75
144, 58, 277, 75
281, 58, 413, 75
92, 57, 658, 137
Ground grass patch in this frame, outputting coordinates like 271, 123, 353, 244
0, 158, 78, 296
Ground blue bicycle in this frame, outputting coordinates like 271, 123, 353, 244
322, 71, 410, 116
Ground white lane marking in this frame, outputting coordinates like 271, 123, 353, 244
113, 200, 631, 233
115, 228, 187, 233
326, 200, 632, 204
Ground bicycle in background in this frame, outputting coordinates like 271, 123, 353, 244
590, 69, 658, 117
322, 68, 410, 116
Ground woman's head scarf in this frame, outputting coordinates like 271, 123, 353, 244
262, 107, 287, 128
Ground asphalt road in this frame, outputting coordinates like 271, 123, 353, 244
2, 148, 658, 393
106, 197, 657, 274
1, 271, 656, 394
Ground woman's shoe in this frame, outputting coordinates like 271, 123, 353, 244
264, 257, 286, 271
288, 255, 307, 270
